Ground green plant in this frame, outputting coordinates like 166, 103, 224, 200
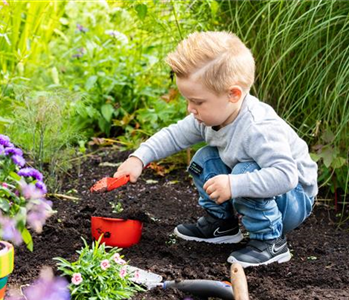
0, 134, 54, 251
4, 89, 84, 191
110, 201, 124, 214
311, 128, 348, 216
54, 237, 144, 300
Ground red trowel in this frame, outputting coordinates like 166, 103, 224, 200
90, 175, 130, 193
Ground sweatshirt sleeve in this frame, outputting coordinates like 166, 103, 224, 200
131, 114, 204, 166
230, 121, 299, 198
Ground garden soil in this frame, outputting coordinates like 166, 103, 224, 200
7, 149, 349, 300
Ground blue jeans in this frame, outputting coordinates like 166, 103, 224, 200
188, 146, 314, 240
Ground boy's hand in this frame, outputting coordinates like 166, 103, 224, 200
113, 156, 143, 183
203, 175, 231, 204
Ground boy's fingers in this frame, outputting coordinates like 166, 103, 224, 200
129, 175, 138, 183
113, 171, 127, 178
203, 178, 214, 191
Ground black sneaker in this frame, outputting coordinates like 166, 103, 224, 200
227, 236, 291, 267
174, 213, 243, 244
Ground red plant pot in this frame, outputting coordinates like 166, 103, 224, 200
91, 216, 143, 248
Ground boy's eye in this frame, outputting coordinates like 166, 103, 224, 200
188, 99, 204, 106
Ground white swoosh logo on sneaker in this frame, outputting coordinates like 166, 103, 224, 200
213, 227, 236, 237
272, 243, 286, 254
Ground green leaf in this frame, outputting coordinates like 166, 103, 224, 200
210, 0, 219, 18
320, 147, 334, 168
0, 116, 13, 125
59, 17, 69, 25
9, 171, 21, 181
309, 153, 320, 162
85, 76, 98, 91
322, 129, 335, 144
0, 198, 10, 212
331, 157, 346, 169
101, 104, 114, 122
21, 227, 33, 252
135, 4, 147, 21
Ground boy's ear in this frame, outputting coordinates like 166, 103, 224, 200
228, 86, 243, 103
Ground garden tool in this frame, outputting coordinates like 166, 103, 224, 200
90, 164, 150, 193
127, 265, 235, 300
90, 174, 130, 193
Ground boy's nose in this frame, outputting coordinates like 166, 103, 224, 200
187, 103, 197, 115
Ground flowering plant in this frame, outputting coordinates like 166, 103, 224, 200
0, 134, 54, 250
54, 238, 144, 300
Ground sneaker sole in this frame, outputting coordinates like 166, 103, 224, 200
227, 249, 292, 268
173, 228, 244, 244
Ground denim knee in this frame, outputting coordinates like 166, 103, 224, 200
188, 146, 230, 182
232, 162, 260, 175
189, 146, 220, 168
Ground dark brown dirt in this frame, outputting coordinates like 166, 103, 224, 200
6, 149, 349, 300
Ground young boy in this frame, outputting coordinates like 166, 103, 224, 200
113, 31, 318, 268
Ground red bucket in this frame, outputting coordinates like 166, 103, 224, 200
91, 216, 143, 248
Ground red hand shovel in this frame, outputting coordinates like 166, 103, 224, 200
90, 175, 130, 193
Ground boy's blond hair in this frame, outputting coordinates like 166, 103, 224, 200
166, 31, 255, 94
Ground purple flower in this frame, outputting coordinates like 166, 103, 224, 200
11, 155, 26, 167
2, 0, 9, 5
72, 47, 85, 59
0, 134, 11, 147
76, 24, 88, 33
18, 167, 44, 181
19, 179, 45, 200
35, 181, 47, 194
23, 267, 70, 300
26, 198, 53, 233
5, 147, 23, 156
0, 144, 5, 155
0, 216, 22, 245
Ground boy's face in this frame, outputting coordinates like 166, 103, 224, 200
176, 76, 243, 128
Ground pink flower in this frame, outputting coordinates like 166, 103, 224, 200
1, 182, 8, 188
2, 0, 9, 5
71, 273, 83, 285
131, 269, 140, 283
119, 266, 127, 278
100, 259, 110, 270
113, 253, 126, 265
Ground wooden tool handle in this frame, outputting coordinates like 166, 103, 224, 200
231, 263, 249, 300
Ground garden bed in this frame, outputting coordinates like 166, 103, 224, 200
7, 149, 349, 299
